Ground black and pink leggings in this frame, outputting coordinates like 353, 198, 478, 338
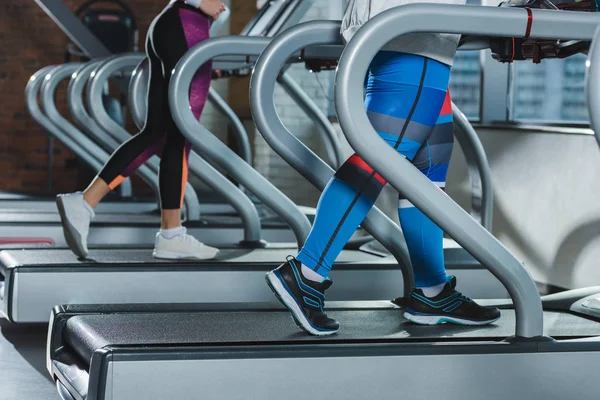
98, 1, 211, 209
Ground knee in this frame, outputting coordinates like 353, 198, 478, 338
334, 154, 387, 202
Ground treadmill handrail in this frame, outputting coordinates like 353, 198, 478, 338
69, 61, 161, 202
335, 3, 600, 338
40, 64, 113, 176
98, 55, 264, 241
249, 21, 415, 293
452, 103, 494, 231
25, 65, 127, 191
87, 54, 202, 221
586, 26, 600, 148
170, 36, 312, 248
276, 73, 345, 168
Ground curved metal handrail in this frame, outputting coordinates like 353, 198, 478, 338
250, 21, 415, 293
26, 65, 126, 190
334, 4, 588, 338
276, 73, 345, 168
114, 55, 263, 241
40, 63, 133, 192
169, 37, 312, 248
586, 25, 600, 148
452, 103, 494, 230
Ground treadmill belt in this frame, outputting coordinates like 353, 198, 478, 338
65, 308, 600, 362
1, 248, 386, 267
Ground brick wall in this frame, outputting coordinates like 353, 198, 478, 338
0, 0, 168, 195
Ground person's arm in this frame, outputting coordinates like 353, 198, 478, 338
184, 0, 202, 8
184, 0, 226, 20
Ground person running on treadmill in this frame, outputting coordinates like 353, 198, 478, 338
266, 0, 501, 336
56, 0, 226, 260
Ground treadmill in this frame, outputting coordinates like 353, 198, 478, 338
47, 6, 600, 400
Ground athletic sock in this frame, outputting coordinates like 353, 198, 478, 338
418, 282, 446, 298
301, 264, 326, 283
160, 226, 186, 239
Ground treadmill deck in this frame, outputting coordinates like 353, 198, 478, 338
63, 306, 600, 363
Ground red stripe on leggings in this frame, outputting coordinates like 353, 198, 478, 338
347, 155, 387, 185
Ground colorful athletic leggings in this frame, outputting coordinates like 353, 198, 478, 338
98, 1, 211, 209
297, 51, 454, 287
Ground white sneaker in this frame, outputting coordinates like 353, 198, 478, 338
56, 192, 93, 258
153, 232, 220, 260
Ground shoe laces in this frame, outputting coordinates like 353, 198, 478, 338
181, 233, 202, 247
455, 290, 472, 302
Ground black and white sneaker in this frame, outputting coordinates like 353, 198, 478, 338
266, 256, 339, 336
404, 276, 501, 326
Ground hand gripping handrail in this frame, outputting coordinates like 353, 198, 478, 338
334, 3, 600, 338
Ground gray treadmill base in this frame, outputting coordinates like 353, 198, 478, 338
0, 248, 507, 323
49, 302, 600, 400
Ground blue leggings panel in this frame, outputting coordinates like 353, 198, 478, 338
297, 52, 452, 286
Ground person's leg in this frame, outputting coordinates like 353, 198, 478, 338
266, 52, 447, 335
56, 11, 172, 259
150, 3, 218, 260
401, 91, 500, 325
398, 90, 454, 297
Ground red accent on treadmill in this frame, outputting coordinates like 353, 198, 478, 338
347, 155, 387, 185
0, 238, 55, 245
524, 8, 533, 39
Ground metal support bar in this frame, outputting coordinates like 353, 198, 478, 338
277, 73, 345, 168
586, 26, 600, 148
26, 66, 109, 181
207, 88, 253, 165
335, 4, 600, 338
452, 103, 493, 231
250, 21, 416, 294
41, 63, 132, 197
34, 0, 111, 58
170, 38, 312, 248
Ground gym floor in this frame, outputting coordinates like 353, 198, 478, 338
0, 319, 56, 399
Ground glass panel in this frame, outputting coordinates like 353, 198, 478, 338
511, 54, 588, 123
450, 51, 482, 120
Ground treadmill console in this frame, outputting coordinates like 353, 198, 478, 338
489, 0, 598, 63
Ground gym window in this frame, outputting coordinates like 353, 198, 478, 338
509, 55, 589, 123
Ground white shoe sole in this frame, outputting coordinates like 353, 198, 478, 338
152, 249, 219, 261
266, 271, 337, 336
403, 311, 500, 326
56, 195, 88, 259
